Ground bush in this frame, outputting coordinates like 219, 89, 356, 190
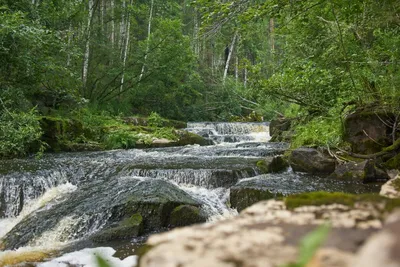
0, 109, 43, 158
148, 112, 164, 127
291, 114, 342, 149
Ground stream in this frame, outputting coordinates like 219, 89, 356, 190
0, 122, 380, 266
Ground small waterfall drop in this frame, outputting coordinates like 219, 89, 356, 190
186, 122, 270, 143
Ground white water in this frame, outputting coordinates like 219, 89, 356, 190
0, 122, 271, 266
38, 247, 137, 267
0, 183, 77, 239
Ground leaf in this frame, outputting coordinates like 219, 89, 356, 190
95, 255, 112, 267
296, 223, 331, 266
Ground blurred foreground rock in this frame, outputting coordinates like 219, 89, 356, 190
139, 199, 392, 267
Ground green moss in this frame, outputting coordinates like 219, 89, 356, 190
384, 153, 400, 170
285, 192, 356, 209
285, 191, 400, 212
169, 205, 205, 227
257, 160, 269, 174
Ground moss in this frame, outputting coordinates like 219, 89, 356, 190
285, 191, 400, 212
90, 213, 143, 243
169, 205, 205, 227
257, 160, 269, 174
384, 153, 400, 170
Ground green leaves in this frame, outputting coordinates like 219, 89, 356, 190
285, 224, 331, 267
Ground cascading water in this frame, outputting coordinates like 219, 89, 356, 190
0, 121, 379, 266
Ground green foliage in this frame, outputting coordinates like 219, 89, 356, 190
291, 115, 342, 149
104, 130, 138, 150
148, 112, 164, 127
285, 224, 331, 267
0, 109, 43, 158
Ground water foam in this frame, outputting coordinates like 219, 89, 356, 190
0, 183, 77, 239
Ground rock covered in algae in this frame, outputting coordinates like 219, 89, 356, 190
168, 205, 207, 228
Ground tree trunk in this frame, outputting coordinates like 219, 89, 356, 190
139, 0, 155, 82
269, 18, 275, 54
82, 0, 95, 90
111, 0, 115, 49
193, 9, 200, 56
119, 0, 126, 56
223, 31, 238, 84
120, 0, 132, 96
67, 23, 72, 67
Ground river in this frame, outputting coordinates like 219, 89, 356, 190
0, 122, 379, 266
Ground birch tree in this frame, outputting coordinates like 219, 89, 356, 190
82, 0, 95, 89
223, 30, 238, 83
139, 0, 155, 82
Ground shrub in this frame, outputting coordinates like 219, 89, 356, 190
148, 112, 164, 127
0, 109, 43, 158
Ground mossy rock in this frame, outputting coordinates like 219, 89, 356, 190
343, 110, 395, 154
176, 131, 213, 146
91, 213, 143, 242
168, 205, 206, 228
257, 156, 289, 174
284, 191, 400, 212
230, 187, 277, 212
384, 153, 400, 170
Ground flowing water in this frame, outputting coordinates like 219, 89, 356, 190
0, 122, 379, 266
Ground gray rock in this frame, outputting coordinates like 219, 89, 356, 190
289, 147, 336, 174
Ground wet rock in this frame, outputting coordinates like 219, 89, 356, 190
353, 210, 400, 267
139, 199, 386, 267
257, 156, 289, 174
344, 109, 394, 154
289, 147, 336, 174
229, 177, 282, 211
168, 205, 206, 228
330, 160, 390, 183
1, 179, 200, 250
90, 213, 143, 242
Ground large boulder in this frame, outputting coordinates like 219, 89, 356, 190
289, 147, 336, 174
0, 179, 201, 250
330, 160, 390, 183
344, 109, 394, 154
353, 210, 400, 267
139, 196, 395, 267
380, 174, 400, 199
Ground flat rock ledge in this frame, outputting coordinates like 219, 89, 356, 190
139, 200, 390, 267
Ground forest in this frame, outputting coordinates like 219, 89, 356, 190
1, 0, 400, 158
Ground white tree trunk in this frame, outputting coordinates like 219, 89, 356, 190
111, 0, 115, 49
139, 0, 155, 82
119, 0, 126, 56
120, 0, 132, 94
193, 10, 200, 56
223, 31, 238, 84
235, 55, 238, 85
82, 0, 95, 89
